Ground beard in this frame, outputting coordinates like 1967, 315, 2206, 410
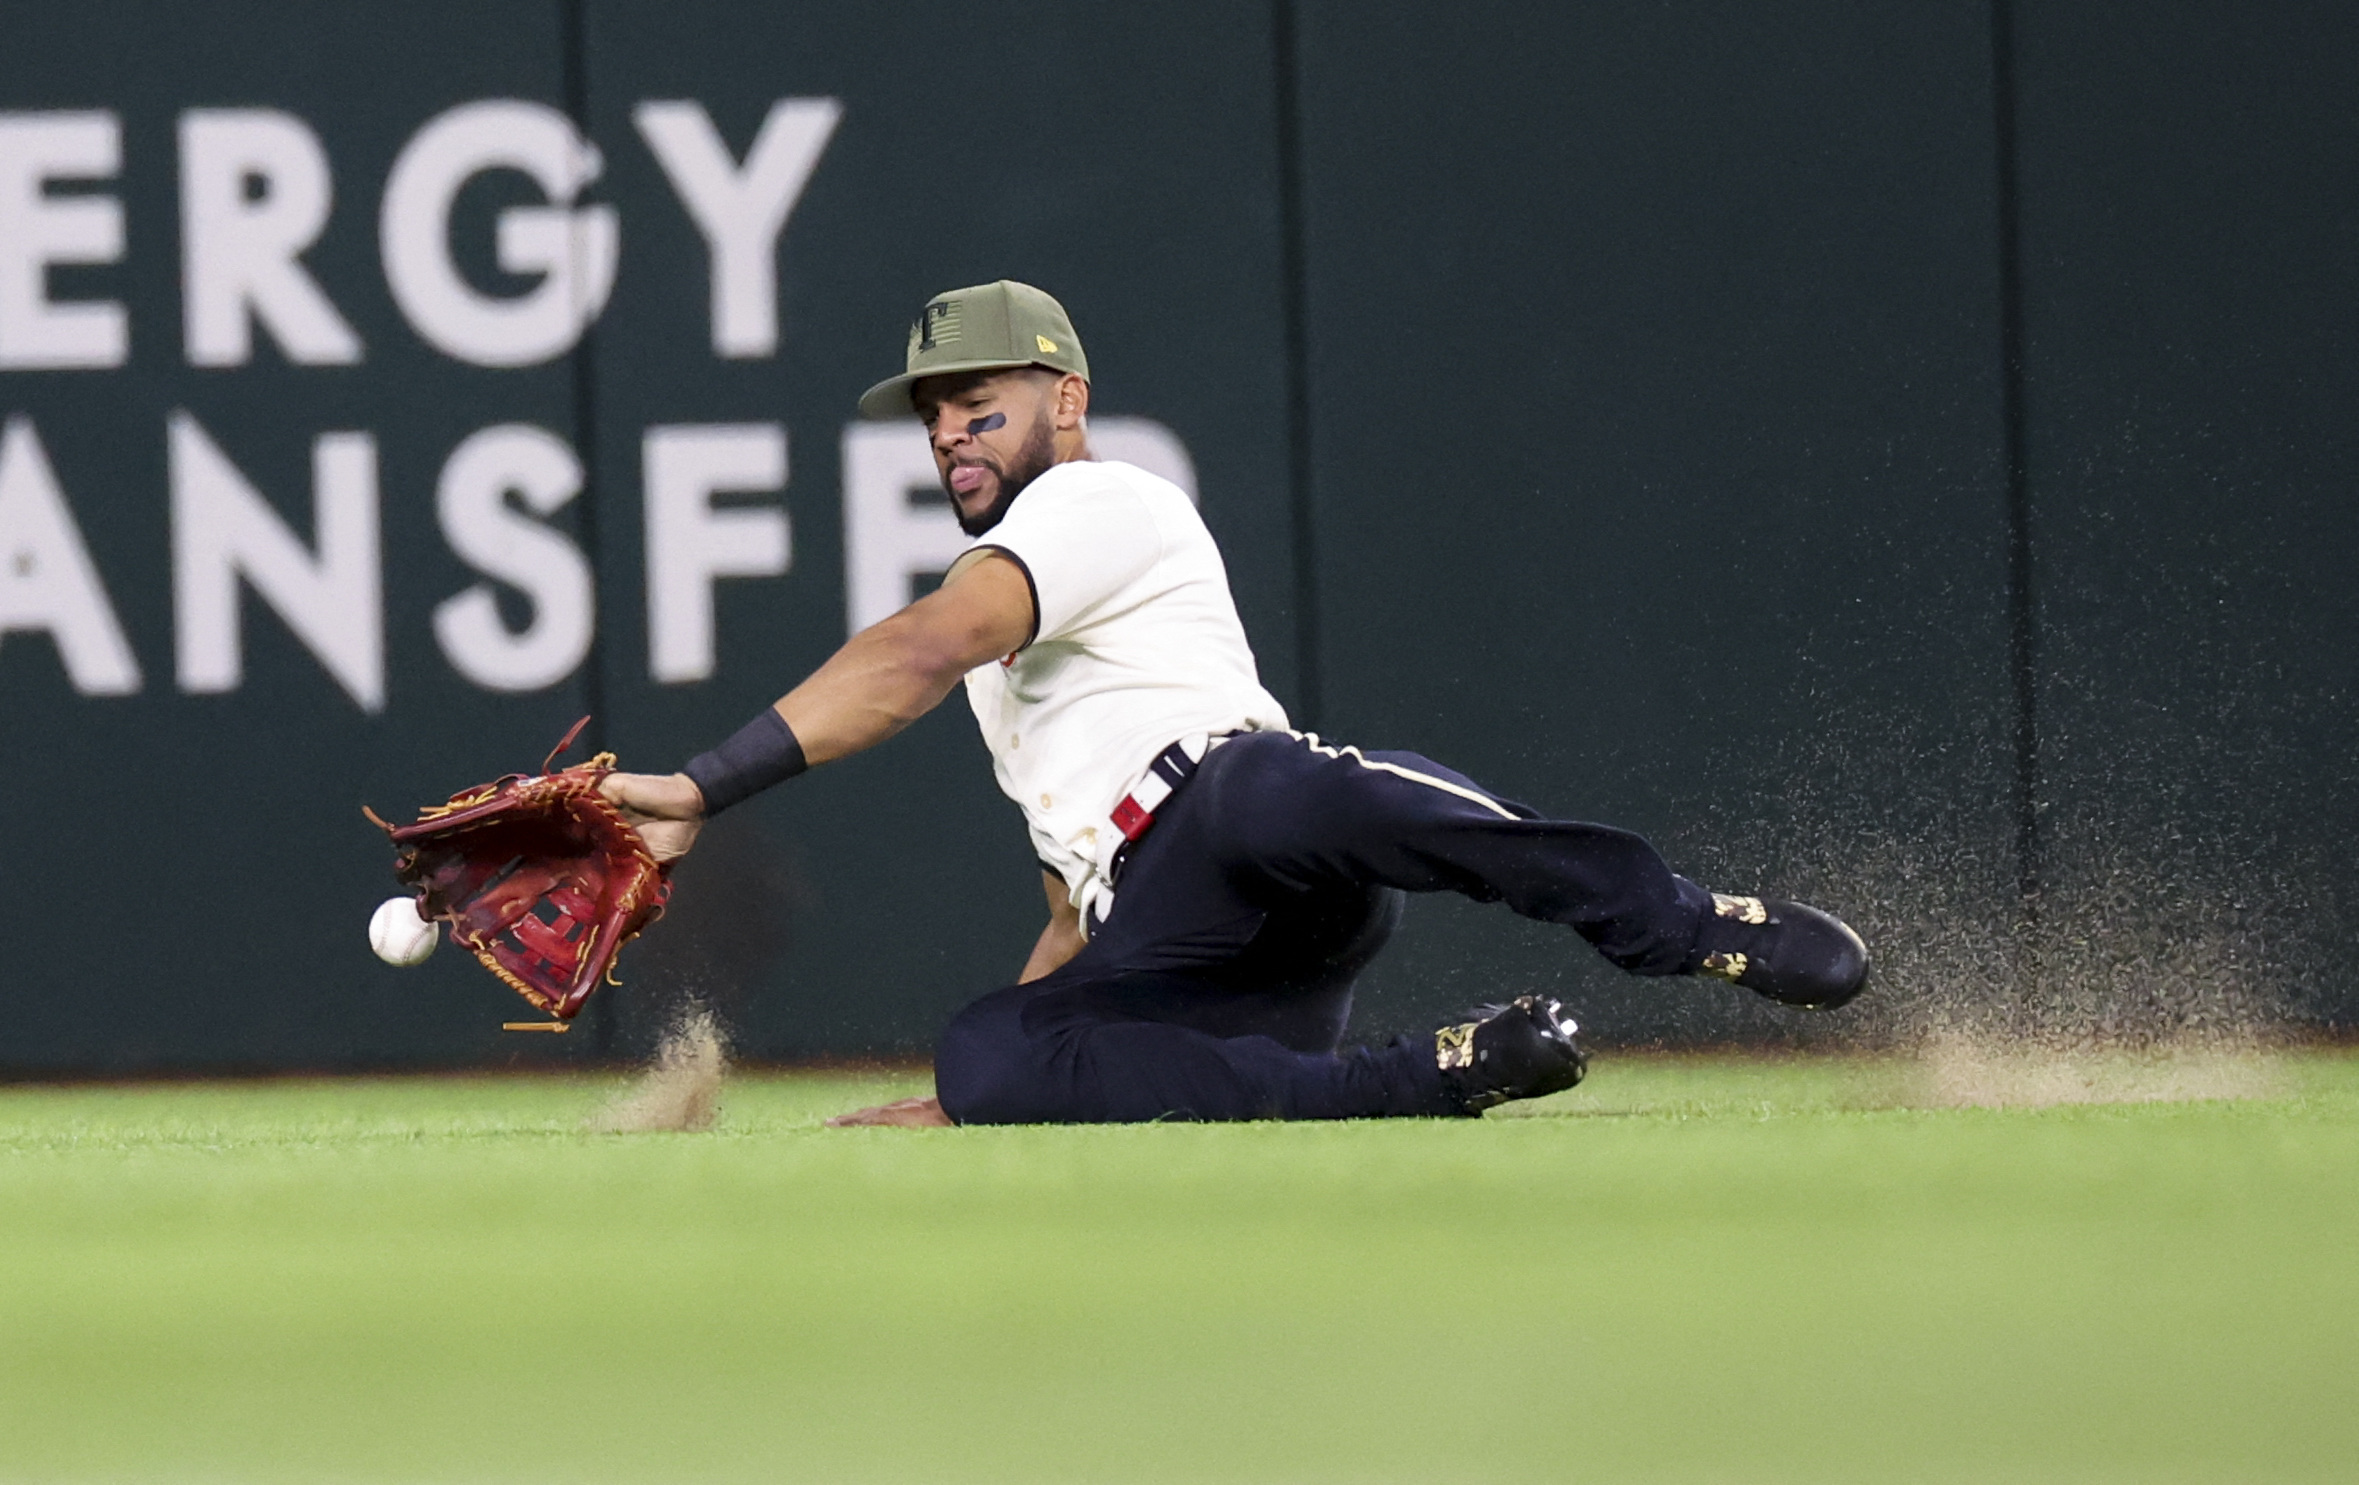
949, 413, 1059, 537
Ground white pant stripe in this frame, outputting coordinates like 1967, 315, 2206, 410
1282, 730, 1520, 821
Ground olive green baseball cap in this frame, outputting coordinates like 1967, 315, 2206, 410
857, 280, 1090, 420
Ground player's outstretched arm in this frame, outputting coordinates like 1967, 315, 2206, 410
599, 552, 1035, 862
775, 551, 1034, 766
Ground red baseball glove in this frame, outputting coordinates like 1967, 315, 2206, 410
366, 718, 672, 1025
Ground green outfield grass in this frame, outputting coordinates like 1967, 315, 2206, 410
3, 1051, 2355, 1484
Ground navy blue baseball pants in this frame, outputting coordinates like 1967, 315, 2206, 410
934, 730, 1715, 1124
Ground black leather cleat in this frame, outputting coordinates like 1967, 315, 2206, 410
1691, 893, 1870, 1009
1434, 995, 1588, 1113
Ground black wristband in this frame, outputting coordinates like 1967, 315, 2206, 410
683, 708, 807, 815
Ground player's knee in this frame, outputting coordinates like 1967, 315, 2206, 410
934, 986, 1053, 1125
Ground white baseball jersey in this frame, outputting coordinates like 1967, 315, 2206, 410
950, 457, 1288, 925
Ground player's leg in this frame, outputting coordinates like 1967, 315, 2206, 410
1186, 731, 1867, 1007
1076, 785, 1410, 1042
1177, 730, 1698, 968
932, 964, 1583, 1124
930, 750, 1593, 1124
1193, 883, 1405, 1051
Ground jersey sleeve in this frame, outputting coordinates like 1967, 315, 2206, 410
969, 467, 1163, 646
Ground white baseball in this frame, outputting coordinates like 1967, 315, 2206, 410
369, 896, 440, 966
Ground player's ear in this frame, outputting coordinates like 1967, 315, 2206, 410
1053, 372, 1090, 428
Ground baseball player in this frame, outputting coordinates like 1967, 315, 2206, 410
601, 280, 1868, 1126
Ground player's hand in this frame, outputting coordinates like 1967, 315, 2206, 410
826, 1096, 953, 1128
599, 771, 707, 863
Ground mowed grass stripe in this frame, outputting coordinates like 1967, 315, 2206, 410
1, 1055, 2353, 1484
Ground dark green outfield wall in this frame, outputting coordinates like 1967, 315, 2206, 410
1, 1, 596, 1070
0, 1, 2350, 1073
1286, 2, 2017, 1044
2011, 3, 2359, 1030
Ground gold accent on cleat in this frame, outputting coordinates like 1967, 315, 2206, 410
1699, 952, 1749, 983
1712, 894, 1768, 925
1435, 1022, 1477, 1070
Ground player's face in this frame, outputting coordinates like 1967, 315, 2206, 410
916, 370, 1059, 536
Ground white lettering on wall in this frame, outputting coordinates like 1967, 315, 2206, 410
179, 109, 362, 367
634, 98, 841, 359
0, 417, 141, 694
840, 418, 1197, 636
169, 412, 383, 710
643, 424, 789, 684
0, 112, 127, 370
431, 424, 594, 692
379, 101, 617, 368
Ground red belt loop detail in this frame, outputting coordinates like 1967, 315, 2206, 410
1111, 796, 1154, 840
1110, 735, 1225, 853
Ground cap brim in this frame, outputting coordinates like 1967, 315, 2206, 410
856, 357, 1048, 420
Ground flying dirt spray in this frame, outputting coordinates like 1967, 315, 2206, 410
1689, 689, 2311, 1107
588, 1004, 729, 1133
